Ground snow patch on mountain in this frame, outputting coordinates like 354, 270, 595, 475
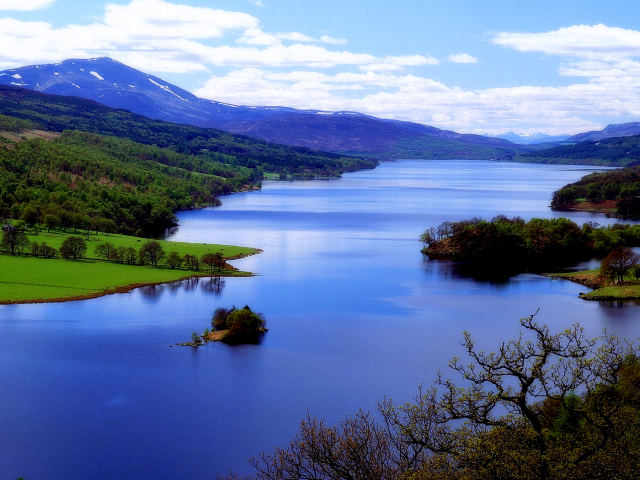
148, 78, 188, 101
90, 71, 104, 80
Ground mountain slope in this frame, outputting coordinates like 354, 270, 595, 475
567, 122, 640, 143
0, 57, 520, 159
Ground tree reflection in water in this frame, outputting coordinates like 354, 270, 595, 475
138, 276, 226, 300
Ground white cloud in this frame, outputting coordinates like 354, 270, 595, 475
248, 0, 264, 6
320, 35, 348, 45
0, 0, 53, 10
193, 64, 640, 135
103, 0, 259, 40
448, 53, 478, 64
493, 24, 640, 61
275, 32, 315, 42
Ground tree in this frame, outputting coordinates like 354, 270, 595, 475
60, 236, 87, 260
94, 242, 116, 261
110, 246, 126, 264
600, 246, 640, 284
224, 306, 267, 344
212, 307, 233, 331
124, 247, 137, 265
1, 225, 29, 255
40, 242, 57, 259
139, 240, 165, 266
228, 314, 640, 480
44, 214, 60, 232
202, 252, 225, 272
201, 253, 216, 271
184, 254, 199, 271
212, 251, 226, 272
165, 251, 183, 269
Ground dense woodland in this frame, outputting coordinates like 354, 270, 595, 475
551, 166, 640, 218
0, 129, 242, 234
421, 216, 640, 266
225, 315, 640, 480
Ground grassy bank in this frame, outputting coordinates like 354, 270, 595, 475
550, 269, 640, 300
0, 231, 259, 304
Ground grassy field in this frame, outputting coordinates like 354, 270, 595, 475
0, 230, 260, 304
552, 269, 640, 300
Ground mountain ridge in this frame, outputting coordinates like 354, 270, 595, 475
0, 57, 520, 160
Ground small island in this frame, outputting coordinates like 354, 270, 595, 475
179, 305, 268, 347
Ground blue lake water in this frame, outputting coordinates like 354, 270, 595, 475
1, 160, 639, 479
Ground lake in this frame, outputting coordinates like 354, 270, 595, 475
0, 160, 638, 479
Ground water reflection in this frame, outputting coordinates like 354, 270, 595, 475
138, 276, 227, 301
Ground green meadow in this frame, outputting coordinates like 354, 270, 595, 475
0, 230, 259, 304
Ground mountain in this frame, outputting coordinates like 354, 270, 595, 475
494, 132, 570, 144
567, 122, 640, 143
0, 57, 520, 160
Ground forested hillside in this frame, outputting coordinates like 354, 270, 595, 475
0, 128, 253, 234
0, 85, 375, 177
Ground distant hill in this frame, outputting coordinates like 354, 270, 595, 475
494, 132, 570, 144
567, 122, 640, 143
0, 57, 520, 160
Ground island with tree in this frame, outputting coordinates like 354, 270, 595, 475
179, 305, 268, 347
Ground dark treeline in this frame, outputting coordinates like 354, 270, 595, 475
0, 86, 376, 177
421, 216, 640, 267
223, 315, 640, 480
551, 166, 640, 218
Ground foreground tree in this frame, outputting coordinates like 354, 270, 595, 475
223, 314, 640, 480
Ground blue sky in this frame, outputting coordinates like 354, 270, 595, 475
3, 0, 640, 135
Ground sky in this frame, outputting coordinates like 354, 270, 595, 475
2, 0, 640, 135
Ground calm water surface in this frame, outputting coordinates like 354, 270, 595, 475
1, 160, 639, 479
